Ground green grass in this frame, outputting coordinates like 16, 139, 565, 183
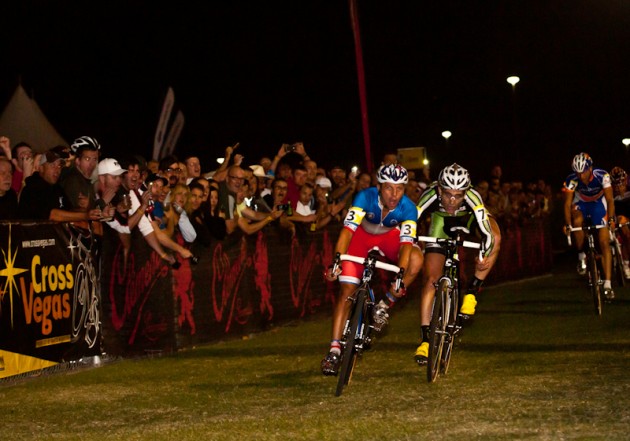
2, 254, 630, 440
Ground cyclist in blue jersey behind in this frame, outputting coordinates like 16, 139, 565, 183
413, 163, 501, 366
321, 163, 423, 376
563, 152, 616, 298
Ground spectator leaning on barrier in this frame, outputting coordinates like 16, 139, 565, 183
60, 136, 101, 211
118, 156, 184, 266
18, 147, 101, 222
203, 186, 227, 240
95, 158, 125, 222
163, 183, 197, 244
188, 181, 212, 247
0, 156, 19, 220
144, 173, 169, 229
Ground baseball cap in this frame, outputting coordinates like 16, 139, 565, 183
98, 158, 126, 176
39, 147, 69, 166
315, 176, 332, 189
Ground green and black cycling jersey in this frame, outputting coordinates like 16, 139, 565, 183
416, 182, 495, 256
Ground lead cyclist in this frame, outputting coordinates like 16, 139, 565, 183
321, 163, 423, 376
414, 163, 501, 366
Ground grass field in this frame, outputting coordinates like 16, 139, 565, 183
2, 253, 630, 440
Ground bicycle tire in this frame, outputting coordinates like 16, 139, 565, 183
588, 251, 602, 316
612, 237, 626, 287
428, 279, 448, 383
440, 286, 458, 375
335, 287, 367, 396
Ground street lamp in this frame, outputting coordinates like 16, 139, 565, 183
623, 138, 630, 148
507, 76, 520, 89
442, 130, 452, 141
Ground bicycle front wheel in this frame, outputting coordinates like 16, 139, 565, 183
428, 279, 448, 383
440, 286, 458, 376
587, 252, 602, 316
612, 237, 626, 287
335, 287, 367, 396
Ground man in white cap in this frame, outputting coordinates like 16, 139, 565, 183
96, 158, 127, 223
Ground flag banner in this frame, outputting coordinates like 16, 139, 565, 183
152, 87, 175, 160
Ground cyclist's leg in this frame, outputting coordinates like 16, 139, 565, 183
571, 204, 587, 273
322, 229, 368, 375
462, 216, 502, 315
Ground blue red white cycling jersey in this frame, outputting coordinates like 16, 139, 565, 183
563, 168, 611, 202
339, 186, 417, 284
563, 168, 611, 224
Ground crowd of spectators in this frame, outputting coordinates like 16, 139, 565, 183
0, 136, 379, 268
0, 132, 558, 269
471, 165, 554, 231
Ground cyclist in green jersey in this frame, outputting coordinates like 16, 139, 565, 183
414, 163, 501, 366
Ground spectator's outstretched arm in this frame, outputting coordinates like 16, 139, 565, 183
151, 219, 193, 258
0, 136, 11, 159
237, 209, 283, 235
213, 143, 239, 182
178, 211, 197, 243
49, 208, 100, 222
269, 144, 289, 176
143, 231, 177, 265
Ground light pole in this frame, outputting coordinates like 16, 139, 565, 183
507, 76, 520, 159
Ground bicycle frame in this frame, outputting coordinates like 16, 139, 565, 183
418, 228, 482, 383
334, 248, 400, 396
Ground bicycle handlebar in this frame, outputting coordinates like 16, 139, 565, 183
417, 235, 484, 262
339, 254, 401, 274
416, 235, 481, 250
566, 224, 607, 246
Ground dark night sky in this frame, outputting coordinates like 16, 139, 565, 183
1, 1, 628, 185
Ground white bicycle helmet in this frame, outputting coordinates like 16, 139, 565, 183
71, 136, 101, 153
571, 152, 592, 173
376, 163, 408, 184
438, 163, 471, 190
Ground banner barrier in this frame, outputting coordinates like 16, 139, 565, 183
1, 218, 552, 378
0, 222, 102, 379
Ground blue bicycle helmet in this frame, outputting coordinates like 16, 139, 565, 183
376, 163, 409, 184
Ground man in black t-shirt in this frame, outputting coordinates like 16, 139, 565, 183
19, 148, 100, 222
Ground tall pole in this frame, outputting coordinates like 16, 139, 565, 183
349, 0, 373, 172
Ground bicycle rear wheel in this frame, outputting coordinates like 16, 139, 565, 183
427, 279, 448, 383
335, 287, 367, 396
612, 237, 626, 287
587, 251, 602, 316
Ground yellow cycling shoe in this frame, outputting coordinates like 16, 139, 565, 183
460, 293, 477, 316
414, 341, 429, 366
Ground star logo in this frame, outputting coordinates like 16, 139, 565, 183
0, 225, 28, 327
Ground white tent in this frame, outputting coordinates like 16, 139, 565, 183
0, 84, 67, 152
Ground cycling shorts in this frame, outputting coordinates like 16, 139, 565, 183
574, 199, 608, 226
339, 225, 403, 285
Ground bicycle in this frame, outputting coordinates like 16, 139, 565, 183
567, 223, 607, 316
417, 226, 482, 383
332, 247, 403, 397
